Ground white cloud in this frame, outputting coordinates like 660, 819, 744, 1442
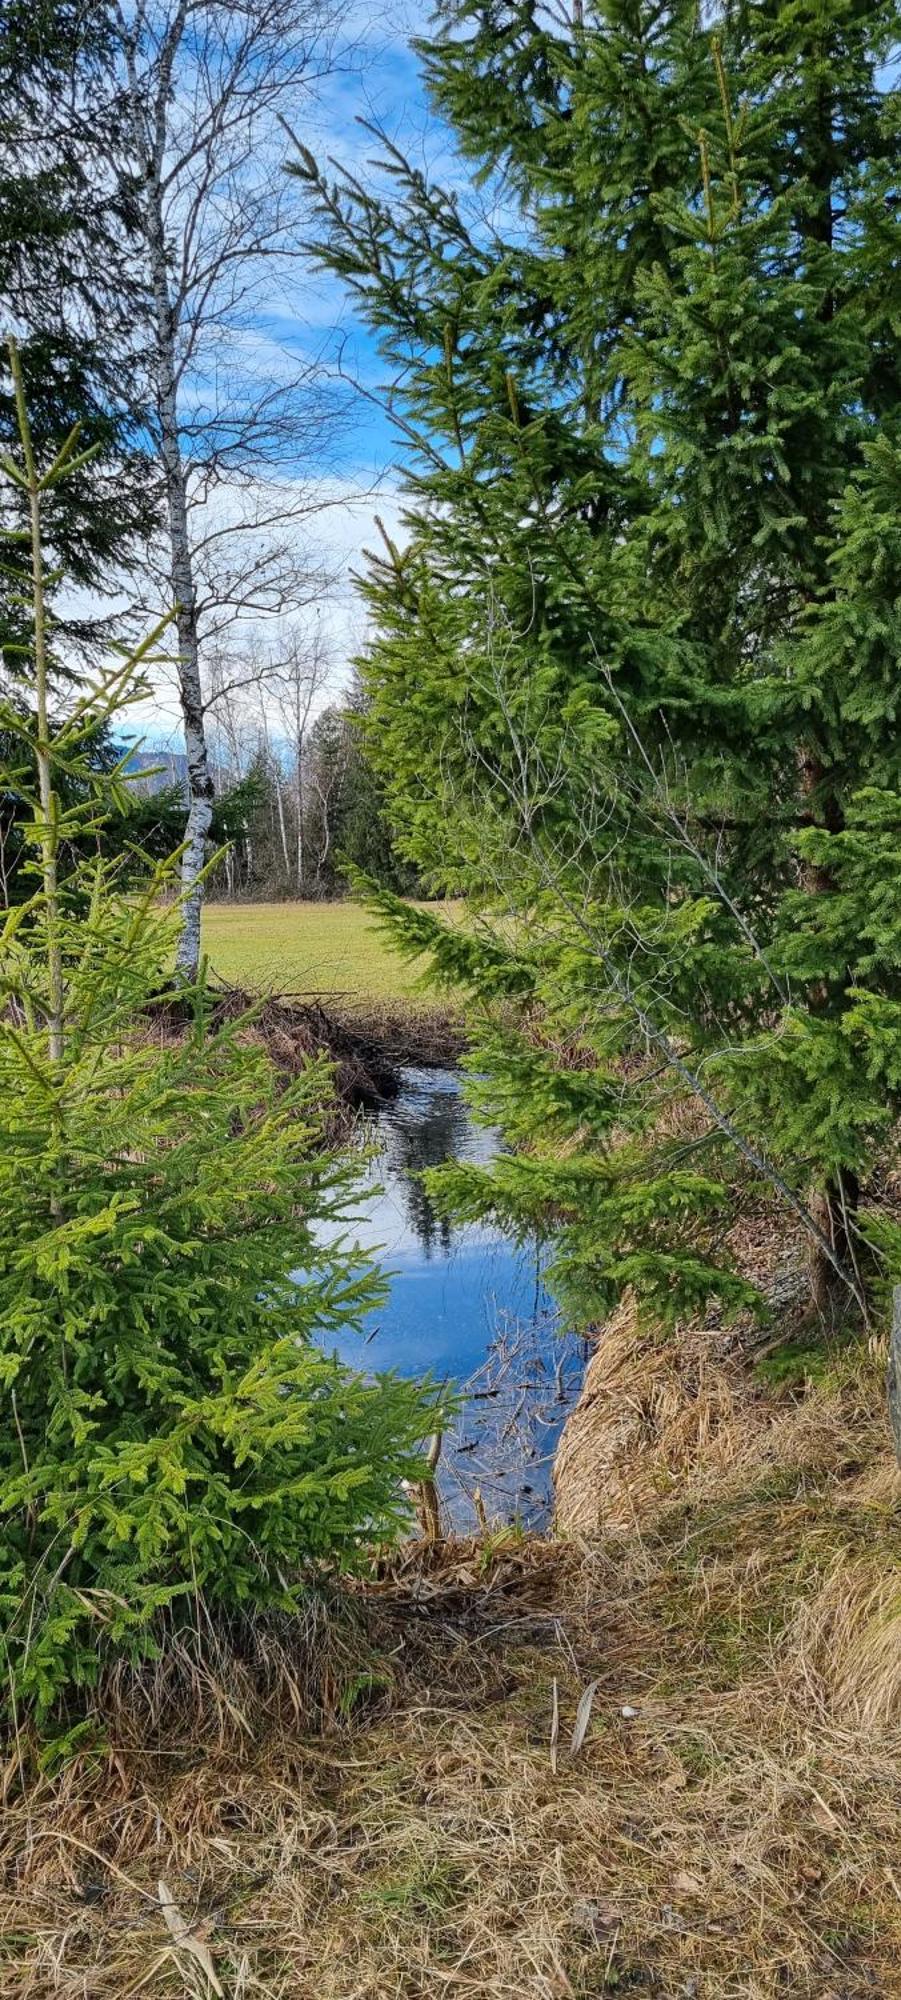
65, 3, 445, 751
116, 470, 412, 744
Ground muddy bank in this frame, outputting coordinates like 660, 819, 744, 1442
247, 991, 464, 1107
148, 984, 464, 1113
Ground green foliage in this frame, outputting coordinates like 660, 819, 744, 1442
2, 724, 171, 900
333, 700, 421, 897
300, 1, 901, 1326
753, 1340, 835, 1389
0, 354, 441, 1721
0, 1, 153, 680
0, 929, 436, 1714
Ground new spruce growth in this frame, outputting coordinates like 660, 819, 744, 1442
0, 343, 439, 1717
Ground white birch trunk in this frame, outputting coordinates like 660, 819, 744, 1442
258, 704, 290, 883
152, 275, 213, 978
294, 747, 304, 893
274, 764, 290, 882
123, 10, 214, 981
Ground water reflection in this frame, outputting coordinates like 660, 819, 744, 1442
352, 1067, 500, 1265
375, 1072, 476, 1257
316, 1065, 586, 1527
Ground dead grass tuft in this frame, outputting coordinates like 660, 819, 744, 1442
4, 1300, 901, 1996
785, 1554, 901, 1732
554, 1293, 761, 1537
94, 1589, 385, 1756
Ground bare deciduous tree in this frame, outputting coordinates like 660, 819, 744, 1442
114, 0, 349, 976
273, 622, 332, 892
306, 702, 349, 894
201, 621, 337, 898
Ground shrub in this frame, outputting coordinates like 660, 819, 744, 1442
0, 341, 440, 1720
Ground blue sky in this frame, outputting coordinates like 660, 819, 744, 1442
128, 4, 451, 743
263, 5, 459, 488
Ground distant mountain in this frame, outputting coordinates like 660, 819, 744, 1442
120, 747, 189, 798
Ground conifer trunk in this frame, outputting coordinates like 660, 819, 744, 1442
808, 1171, 860, 1326
798, 746, 859, 1321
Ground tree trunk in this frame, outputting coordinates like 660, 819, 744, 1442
127, 27, 214, 982
808, 1170, 860, 1328
154, 316, 213, 979
274, 766, 290, 883
313, 776, 330, 893
797, 747, 860, 1322
294, 739, 304, 894
259, 707, 290, 885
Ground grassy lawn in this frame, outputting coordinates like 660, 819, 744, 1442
201, 899, 447, 1008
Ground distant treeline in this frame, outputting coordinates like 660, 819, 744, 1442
1, 691, 418, 908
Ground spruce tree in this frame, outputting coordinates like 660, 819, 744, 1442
0, 346, 440, 1720
297, 0, 901, 1330
0, 0, 154, 682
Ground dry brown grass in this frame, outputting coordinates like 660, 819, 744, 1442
4, 1145, 901, 2000
553, 1293, 755, 1536
4, 1332, 901, 2000
786, 1554, 901, 1733
553, 1296, 901, 1545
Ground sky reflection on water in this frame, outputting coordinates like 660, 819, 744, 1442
312, 1067, 585, 1528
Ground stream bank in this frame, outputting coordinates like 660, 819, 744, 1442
148, 982, 464, 1113
14, 1331, 901, 2000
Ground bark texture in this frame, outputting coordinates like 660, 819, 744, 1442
122, 6, 214, 980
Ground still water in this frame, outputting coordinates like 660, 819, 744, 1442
319, 1065, 586, 1529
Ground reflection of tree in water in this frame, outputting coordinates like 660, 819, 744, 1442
380, 1085, 473, 1258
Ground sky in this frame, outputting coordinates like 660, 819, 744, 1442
131, 2, 450, 749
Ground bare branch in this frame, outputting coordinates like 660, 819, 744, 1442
113, 0, 353, 973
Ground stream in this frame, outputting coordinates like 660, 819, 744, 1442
318, 1064, 587, 1530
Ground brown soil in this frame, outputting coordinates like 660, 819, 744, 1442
146, 983, 465, 1120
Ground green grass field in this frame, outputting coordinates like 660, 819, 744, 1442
201, 899, 447, 1008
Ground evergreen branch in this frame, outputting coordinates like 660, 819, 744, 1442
458, 650, 868, 1319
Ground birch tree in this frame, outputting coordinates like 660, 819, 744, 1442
274, 623, 332, 892
114, 0, 348, 977
306, 703, 349, 895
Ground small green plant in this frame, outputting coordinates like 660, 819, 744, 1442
0, 339, 442, 1720
753, 1339, 835, 1388
337, 1666, 394, 1719
364, 1856, 463, 1922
